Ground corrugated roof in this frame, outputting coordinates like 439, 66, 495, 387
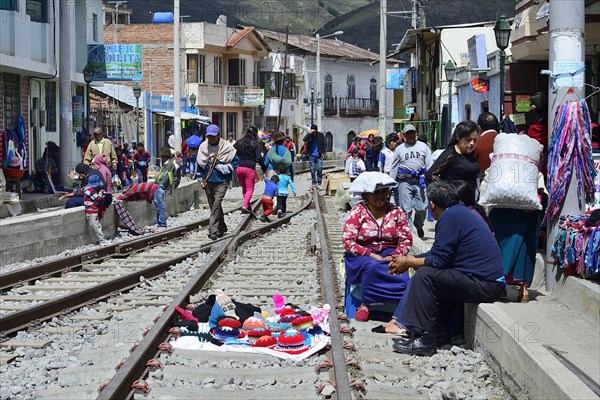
257, 29, 399, 63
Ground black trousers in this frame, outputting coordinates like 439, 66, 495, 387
275, 195, 288, 213
402, 267, 505, 335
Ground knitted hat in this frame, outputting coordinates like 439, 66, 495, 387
87, 174, 104, 189
246, 327, 272, 340
306, 325, 323, 336
252, 335, 277, 348
273, 294, 285, 315
242, 317, 267, 331
217, 316, 241, 329
266, 321, 292, 333
275, 329, 309, 354
210, 326, 240, 346
291, 315, 314, 330
280, 313, 300, 323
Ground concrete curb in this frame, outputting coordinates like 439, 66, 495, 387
552, 275, 600, 327
465, 303, 599, 400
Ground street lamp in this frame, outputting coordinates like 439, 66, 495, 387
315, 30, 343, 129
303, 85, 316, 126
494, 15, 511, 120
444, 60, 456, 147
189, 93, 196, 109
83, 64, 94, 137
132, 82, 141, 144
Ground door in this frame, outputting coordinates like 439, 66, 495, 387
212, 112, 223, 137
30, 79, 43, 169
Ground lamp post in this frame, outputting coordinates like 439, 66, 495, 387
303, 85, 316, 126
444, 60, 456, 147
189, 93, 196, 112
315, 30, 343, 129
83, 63, 94, 137
494, 15, 511, 120
132, 82, 141, 144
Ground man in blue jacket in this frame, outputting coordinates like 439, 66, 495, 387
303, 124, 325, 188
387, 181, 505, 356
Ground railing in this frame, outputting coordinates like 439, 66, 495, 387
323, 97, 337, 116
224, 86, 240, 105
339, 97, 378, 117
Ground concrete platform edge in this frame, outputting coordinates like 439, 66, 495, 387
552, 275, 600, 327
465, 302, 599, 400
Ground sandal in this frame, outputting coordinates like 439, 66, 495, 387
354, 308, 369, 322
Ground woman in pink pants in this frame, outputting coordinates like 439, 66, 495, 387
233, 126, 265, 214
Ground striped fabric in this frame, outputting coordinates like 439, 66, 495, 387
83, 186, 104, 214
118, 182, 158, 203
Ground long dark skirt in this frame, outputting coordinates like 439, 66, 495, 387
489, 208, 541, 287
344, 247, 411, 304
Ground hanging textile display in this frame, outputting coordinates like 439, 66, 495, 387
551, 214, 600, 278
544, 100, 596, 223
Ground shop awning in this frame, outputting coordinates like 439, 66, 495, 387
156, 111, 211, 124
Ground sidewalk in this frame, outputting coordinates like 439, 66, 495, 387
410, 214, 600, 399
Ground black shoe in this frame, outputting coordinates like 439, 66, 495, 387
392, 333, 437, 356
208, 233, 218, 241
416, 227, 425, 239
277, 210, 283, 218
241, 206, 252, 214
217, 231, 226, 238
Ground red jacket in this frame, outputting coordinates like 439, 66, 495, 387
342, 202, 412, 256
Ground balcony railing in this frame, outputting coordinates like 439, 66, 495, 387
339, 97, 378, 117
224, 86, 240, 106
324, 97, 337, 116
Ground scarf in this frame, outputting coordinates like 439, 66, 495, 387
197, 138, 236, 168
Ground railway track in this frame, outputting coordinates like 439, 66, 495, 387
0, 169, 510, 400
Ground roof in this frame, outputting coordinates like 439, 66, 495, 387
227, 26, 271, 51
156, 111, 211, 123
257, 29, 401, 63
92, 83, 143, 108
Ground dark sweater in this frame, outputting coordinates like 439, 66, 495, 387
303, 131, 325, 157
419, 203, 504, 281
425, 146, 480, 188
235, 142, 264, 170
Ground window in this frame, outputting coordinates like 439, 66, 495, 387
0, 0, 17, 11
324, 74, 333, 99
45, 81, 57, 132
347, 75, 355, 99
214, 56, 223, 85
92, 13, 98, 42
26, 0, 47, 23
228, 59, 246, 86
370, 78, 377, 102
187, 54, 206, 83
2, 73, 21, 131
253, 61, 260, 87
226, 112, 237, 138
325, 131, 333, 152
259, 72, 296, 98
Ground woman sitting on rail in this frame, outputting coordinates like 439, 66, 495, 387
342, 172, 413, 322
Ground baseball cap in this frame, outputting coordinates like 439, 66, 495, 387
206, 124, 220, 136
402, 124, 417, 134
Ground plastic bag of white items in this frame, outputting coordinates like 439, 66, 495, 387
335, 181, 351, 210
479, 133, 543, 211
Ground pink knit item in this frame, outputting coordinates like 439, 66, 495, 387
310, 304, 330, 325
175, 306, 198, 323
273, 294, 285, 315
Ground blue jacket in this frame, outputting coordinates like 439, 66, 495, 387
263, 178, 279, 198
419, 203, 504, 282
277, 173, 296, 196
198, 155, 240, 183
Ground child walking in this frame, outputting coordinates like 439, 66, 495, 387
84, 175, 106, 244
260, 175, 279, 222
275, 170, 296, 218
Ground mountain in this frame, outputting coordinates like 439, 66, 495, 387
118, 0, 516, 54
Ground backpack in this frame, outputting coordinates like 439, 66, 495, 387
268, 145, 292, 170
156, 160, 176, 189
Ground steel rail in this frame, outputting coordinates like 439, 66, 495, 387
96, 195, 312, 399
313, 192, 353, 400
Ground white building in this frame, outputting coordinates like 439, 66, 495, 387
258, 30, 397, 156
0, 0, 104, 168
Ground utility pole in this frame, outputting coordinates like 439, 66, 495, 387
276, 26, 289, 133
416, 0, 427, 121
173, 0, 182, 152
58, 0, 72, 186
378, 0, 387, 140
545, 0, 586, 291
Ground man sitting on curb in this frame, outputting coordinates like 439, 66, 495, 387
386, 181, 505, 356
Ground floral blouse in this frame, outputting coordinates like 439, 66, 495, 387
342, 202, 412, 257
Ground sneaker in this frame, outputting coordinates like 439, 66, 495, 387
217, 231, 226, 238
277, 210, 283, 218
416, 227, 425, 239
241, 206, 252, 214
208, 233, 218, 241
259, 215, 269, 223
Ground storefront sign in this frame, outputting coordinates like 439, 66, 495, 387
386, 68, 409, 90
72, 96, 83, 131
240, 88, 264, 106
87, 44, 143, 81
516, 95, 532, 112
470, 78, 489, 93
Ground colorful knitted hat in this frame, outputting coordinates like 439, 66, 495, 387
273, 294, 285, 315
210, 326, 240, 346
246, 327, 272, 340
291, 315, 314, 330
266, 321, 292, 333
275, 329, 309, 354
252, 335, 277, 348
306, 325, 323, 336
217, 316, 241, 329
242, 316, 267, 331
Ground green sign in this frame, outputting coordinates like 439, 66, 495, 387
515, 95, 531, 113
240, 88, 264, 106
87, 44, 143, 81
